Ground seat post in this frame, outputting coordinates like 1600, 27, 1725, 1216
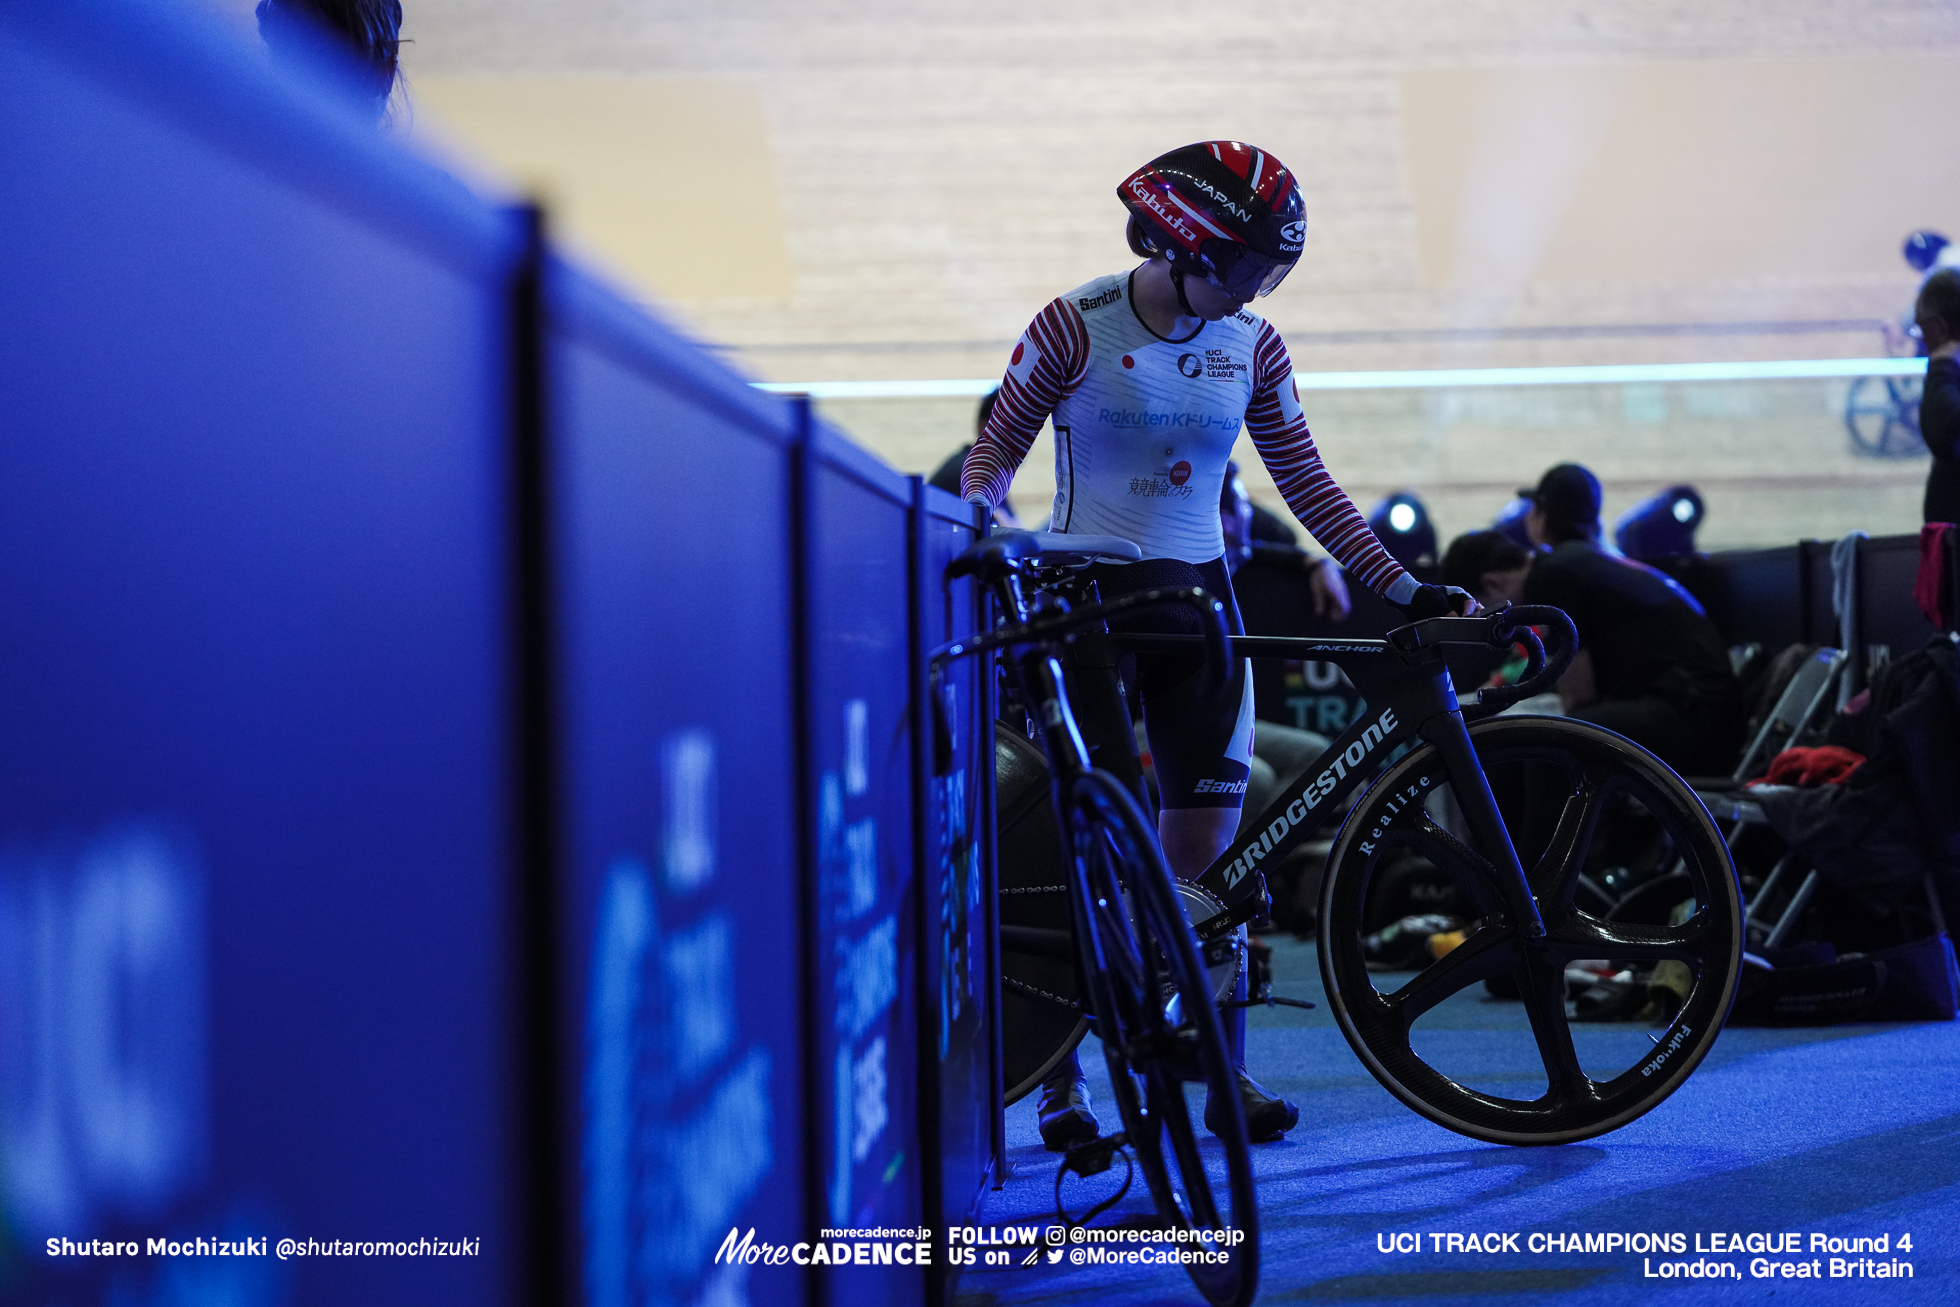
1057, 623, 1152, 811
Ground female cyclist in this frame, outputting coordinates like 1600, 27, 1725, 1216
962, 140, 1473, 1149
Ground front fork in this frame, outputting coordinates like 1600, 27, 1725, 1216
1415, 705, 1546, 939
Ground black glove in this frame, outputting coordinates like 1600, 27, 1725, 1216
1396, 583, 1475, 621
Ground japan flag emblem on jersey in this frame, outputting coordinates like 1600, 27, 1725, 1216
1007, 335, 1041, 386
1278, 374, 1305, 425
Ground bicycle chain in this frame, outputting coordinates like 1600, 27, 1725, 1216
1000, 884, 1067, 894
1003, 975, 1082, 1012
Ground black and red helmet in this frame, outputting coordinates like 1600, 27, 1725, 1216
1119, 141, 1307, 300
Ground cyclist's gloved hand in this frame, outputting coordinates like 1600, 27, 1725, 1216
1394, 583, 1479, 621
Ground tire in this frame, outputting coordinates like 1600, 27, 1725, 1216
1845, 375, 1925, 459
1067, 769, 1259, 1307
1318, 716, 1742, 1146
995, 725, 1242, 1103
995, 723, 1089, 1103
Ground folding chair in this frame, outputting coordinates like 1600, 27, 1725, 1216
1723, 646, 1848, 788
1684, 647, 1847, 948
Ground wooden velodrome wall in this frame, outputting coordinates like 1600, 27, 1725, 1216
307, 0, 1960, 547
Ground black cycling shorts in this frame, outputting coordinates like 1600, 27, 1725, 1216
1085, 555, 1254, 811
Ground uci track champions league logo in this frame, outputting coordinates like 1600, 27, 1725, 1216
0, 827, 283, 1306
585, 730, 775, 1307
821, 699, 900, 1227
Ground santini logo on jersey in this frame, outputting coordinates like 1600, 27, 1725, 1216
1077, 286, 1122, 312
1223, 706, 1399, 889
1193, 778, 1247, 795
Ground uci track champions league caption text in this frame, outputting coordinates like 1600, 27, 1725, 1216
1372, 1227, 1922, 1284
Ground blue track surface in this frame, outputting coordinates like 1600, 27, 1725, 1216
954, 935, 1960, 1306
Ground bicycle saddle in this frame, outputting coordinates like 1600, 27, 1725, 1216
946, 530, 1142, 582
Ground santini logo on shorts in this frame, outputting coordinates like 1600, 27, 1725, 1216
1223, 706, 1398, 889
1193, 778, 1247, 795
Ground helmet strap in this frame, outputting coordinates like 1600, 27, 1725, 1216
1169, 264, 1198, 318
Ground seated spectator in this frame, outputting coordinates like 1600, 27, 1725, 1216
1442, 464, 1744, 776
1917, 268, 1960, 524
1221, 460, 1349, 621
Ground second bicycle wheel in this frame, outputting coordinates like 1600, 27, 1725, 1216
1845, 374, 1925, 458
1318, 716, 1742, 1146
1068, 769, 1258, 1307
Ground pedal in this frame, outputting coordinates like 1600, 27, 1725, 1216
1061, 1131, 1128, 1178
1221, 934, 1314, 1010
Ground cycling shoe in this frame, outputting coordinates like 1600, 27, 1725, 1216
1036, 1056, 1099, 1153
1204, 1069, 1299, 1143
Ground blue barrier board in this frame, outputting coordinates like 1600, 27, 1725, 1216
547, 267, 810, 1307
0, 1, 525, 1302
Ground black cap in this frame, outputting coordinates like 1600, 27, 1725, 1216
1518, 463, 1602, 532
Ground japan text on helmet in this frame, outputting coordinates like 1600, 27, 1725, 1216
1905, 230, 1951, 274
1119, 141, 1307, 301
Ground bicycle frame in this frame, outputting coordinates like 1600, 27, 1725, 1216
944, 559, 1552, 967
1110, 622, 1543, 944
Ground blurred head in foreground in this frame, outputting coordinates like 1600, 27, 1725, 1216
257, 0, 403, 119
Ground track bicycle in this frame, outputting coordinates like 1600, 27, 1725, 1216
934, 529, 1260, 1307
976, 531, 1746, 1152
1845, 328, 1926, 459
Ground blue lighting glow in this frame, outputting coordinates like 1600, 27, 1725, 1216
750, 356, 1928, 399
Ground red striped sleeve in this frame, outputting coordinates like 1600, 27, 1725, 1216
1244, 323, 1410, 596
960, 298, 1090, 506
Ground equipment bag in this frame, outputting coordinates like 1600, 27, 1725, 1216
1729, 932, 1959, 1026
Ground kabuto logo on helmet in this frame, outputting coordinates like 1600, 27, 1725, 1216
1281, 220, 1306, 244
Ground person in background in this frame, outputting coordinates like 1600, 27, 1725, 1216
256, 0, 403, 121
1220, 460, 1349, 621
929, 391, 1018, 526
1907, 231, 1960, 286
1917, 268, 1960, 524
1443, 465, 1743, 777
1218, 463, 1341, 835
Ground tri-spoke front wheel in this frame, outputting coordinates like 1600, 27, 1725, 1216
1319, 717, 1742, 1145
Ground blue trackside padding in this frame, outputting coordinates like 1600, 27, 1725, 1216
802, 421, 925, 1301
914, 486, 994, 1256
544, 260, 811, 1307
0, 0, 523, 1303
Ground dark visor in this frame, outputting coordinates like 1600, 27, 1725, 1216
1199, 239, 1296, 300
